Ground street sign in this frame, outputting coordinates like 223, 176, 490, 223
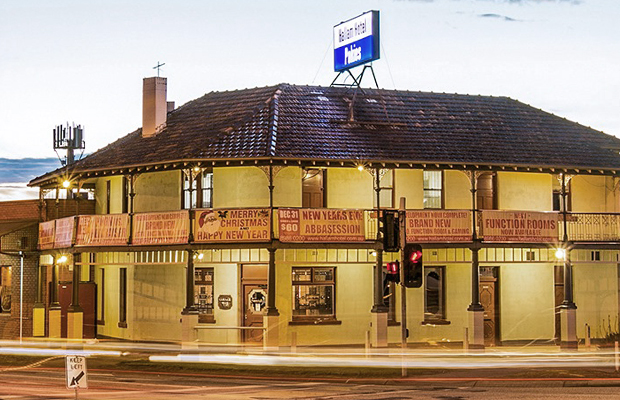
65, 355, 88, 389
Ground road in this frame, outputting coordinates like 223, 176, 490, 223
1, 367, 620, 399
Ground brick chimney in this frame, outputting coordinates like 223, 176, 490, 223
142, 77, 167, 137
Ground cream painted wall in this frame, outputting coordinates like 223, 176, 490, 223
276, 262, 374, 346
196, 263, 240, 344
327, 168, 373, 209
96, 265, 134, 340
445, 171, 471, 210
134, 171, 181, 212
574, 263, 619, 339
213, 167, 269, 208
94, 176, 124, 214
394, 169, 423, 209
500, 264, 555, 341
571, 176, 613, 212
497, 172, 552, 211
274, 167, 302, 207
132, 264, 184, 341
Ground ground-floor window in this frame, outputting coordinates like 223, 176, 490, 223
194, 267, 214, 323
424, 266, 446, 322
292, 267, 335, 322
118, 268, 127, 328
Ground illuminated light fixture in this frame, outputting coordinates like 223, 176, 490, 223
57, 255, 68, 264
193, 166, 201, 173
197, 253, 204, 260
555, 248, 566, 260
357, 165, 365, 172
62, 180, 71, 188
370, 251, 377, 257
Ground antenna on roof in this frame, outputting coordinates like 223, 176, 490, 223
53, 123, 85, 166
153, 61, 165, 77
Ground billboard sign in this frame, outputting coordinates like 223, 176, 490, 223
333, 10, 380, 72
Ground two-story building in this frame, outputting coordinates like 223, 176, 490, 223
28, 77, 620, 350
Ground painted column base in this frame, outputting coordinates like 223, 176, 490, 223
468, 309, 485, 351
67, 311, 83, 340
48, 308, 62, 339
560, 307, 578, 351
263, 314, 280, 351
32, 305, 46, 337
371, 311, 388, 348
181, 313, 199, 346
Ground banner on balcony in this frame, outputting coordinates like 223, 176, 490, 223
38, 220, 55, 250
54, 216, 75, 248
279, 208, 365, 242
133, 210, 189, 245
481, 210, 558, 242
194, 209, 271, 242
76, 214, 129, 246
406, 210, 472, 242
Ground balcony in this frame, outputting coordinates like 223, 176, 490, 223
37, 208, 620, 251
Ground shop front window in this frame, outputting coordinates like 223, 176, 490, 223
194, 267, 214, 323
292, 267, 335, 322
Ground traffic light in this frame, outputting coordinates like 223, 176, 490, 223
403, 244, 423, 288
385, 261, 400, 283
381, 210, 400, 252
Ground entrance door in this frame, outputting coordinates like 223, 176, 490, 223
241, 265, 268, 343
58, 282, 96, 339
479, 267, 499, 347
554, 265, 564, 344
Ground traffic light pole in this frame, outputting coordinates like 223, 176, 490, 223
398, 197, 408, 377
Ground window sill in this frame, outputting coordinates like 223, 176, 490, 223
97, 319, 105, 325
289, 319, 342, 326
118, 321, 127, 328
198, 315, 216, 324
421, 319, 451, 326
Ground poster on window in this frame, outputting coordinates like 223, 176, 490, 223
75, 214, 129, 246
279, 208, 365, 242
194, 208, 271, 242
132, 210, 189, 245
54, 216, 75, 248
406, 210, 472, 242
38, 220, 55, 250
481, 210, 559, 242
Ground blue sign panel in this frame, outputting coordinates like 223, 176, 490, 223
333, 10, 380, 72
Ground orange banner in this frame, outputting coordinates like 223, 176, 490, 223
279, 208, 365, 242
481, 210, 559, 242
194, 209, 271, 242
75, 214, 129, 246
38, 221, 55, 250
133, 210, 189, 245
54, 216, 75, 248
406, 210, 472, 242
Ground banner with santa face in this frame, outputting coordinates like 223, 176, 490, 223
194, 209, 271, 242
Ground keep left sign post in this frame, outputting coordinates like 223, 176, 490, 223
66, 355, 88, 396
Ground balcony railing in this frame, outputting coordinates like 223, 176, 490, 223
38, 208, 620, 250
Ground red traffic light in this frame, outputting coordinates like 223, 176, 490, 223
386, 261, 399, 274
409, 250, 422, 262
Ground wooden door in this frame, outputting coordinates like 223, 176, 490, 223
242, 284, 267, 343
302, 169, 324, 208
554, 265, 564, 344
480, 268, 499, 347
58, 282, 97, 339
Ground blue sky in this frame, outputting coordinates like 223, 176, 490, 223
0, 0, 618, 161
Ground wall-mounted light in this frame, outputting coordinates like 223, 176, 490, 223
357, 164, 365, 172
555, 248, 566, 261
57, 255, 68, 264
62, 180, 71, 188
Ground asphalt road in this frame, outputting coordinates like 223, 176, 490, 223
2, 367, 620, 399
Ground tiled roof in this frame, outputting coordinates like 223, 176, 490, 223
30, 83, 620, 185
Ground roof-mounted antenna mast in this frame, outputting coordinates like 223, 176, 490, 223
53, 123, 85, 166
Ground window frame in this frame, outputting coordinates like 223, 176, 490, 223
118, 267, 127, 328
182, 170, 214, 209
423, 266, 449, 324
290, 266, 340, 325
423, 170, 444, 209
373, 169, 395, 209
194, 267, 215, 323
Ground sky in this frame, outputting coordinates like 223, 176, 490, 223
0, 0, 619, 163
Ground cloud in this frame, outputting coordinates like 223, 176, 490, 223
479, 13, 519, 21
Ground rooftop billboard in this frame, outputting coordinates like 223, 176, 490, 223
333, 10, 380, 72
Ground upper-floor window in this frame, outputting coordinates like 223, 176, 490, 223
552, 178, 572, 212
182, 171, 213, 209
423, 170, 443, 209
373, 169, 394, 209
302, 168, 325, 208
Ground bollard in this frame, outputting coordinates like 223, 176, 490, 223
291, 331, 297, 354
365, 330, 371, 358
464, 327, 469, 352
615, 341, 619, 372
585, 323, 591, 350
